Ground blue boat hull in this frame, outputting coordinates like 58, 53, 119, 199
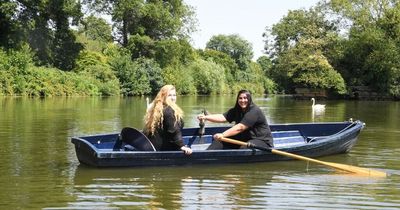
71, 120, 364, 167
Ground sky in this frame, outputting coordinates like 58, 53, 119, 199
184, 0, 320, 60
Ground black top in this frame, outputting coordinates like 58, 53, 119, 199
147, 106, 185, 151
223, 105, 273, 146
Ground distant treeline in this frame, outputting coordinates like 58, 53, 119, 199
1, 0, 399, 99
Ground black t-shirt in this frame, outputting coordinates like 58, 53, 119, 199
148, 106, 185, 151
223, 105, 273, 146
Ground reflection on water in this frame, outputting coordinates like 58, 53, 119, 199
68, 163, 400, 210
1, 96, 400, 209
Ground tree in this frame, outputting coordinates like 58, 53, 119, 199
328, 0, 400, 96
206, 34, 253, 71
263, 8, 345, 94
257, 55, 273, 78
189, 59, 226, 94
109, 53, 151, 96
79, 15, 113, 42
329, 0, 396, 30
263, 8, 337, 58
198, 49, 239, 83
0, 0, 21, 49
3, 0, 84, 70
84, 0, 196, 46
153, 38, 195, 68
276, 39, 346, 94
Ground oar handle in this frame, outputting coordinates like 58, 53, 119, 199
220, 137, 271, 151
199, 119, 205, 135
220, 137, 247, 147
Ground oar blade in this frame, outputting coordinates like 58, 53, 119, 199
271, 149, 387, 177
219, 137, 387, 178
326, 162, 387, 177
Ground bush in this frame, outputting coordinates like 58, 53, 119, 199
0, 70, 14, 95
162, 64, 196, 95
135, 58, 164, 94
291, 54, 346, 94
189, 59, 227, 94
231, 83, 265, 95
0, 45, 32, 74
109, 54, 151, 96
263, 78, 277, 94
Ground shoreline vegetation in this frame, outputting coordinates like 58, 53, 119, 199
1, 1, 400, 100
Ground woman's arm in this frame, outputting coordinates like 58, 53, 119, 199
198, 113, 227, 123
164, 107, 192, 155
213, 123, 248, 140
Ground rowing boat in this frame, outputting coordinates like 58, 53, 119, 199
71, 120, 364, 167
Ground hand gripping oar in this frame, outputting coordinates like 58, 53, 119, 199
188, 109, 209, 147
219, 137, 387, 177
198, 109, 209, 141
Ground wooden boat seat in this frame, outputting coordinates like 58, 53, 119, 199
272, 130, 306, 146
182, 130, 307, 148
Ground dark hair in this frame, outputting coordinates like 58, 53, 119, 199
234, 89, 253, 111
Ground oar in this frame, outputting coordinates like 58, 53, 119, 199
220, 137, 387, 177
188, 109, 209, 147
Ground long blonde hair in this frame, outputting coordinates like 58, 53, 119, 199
143, 85, 184, 136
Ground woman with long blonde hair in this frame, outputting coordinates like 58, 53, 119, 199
143, 85, 192, 155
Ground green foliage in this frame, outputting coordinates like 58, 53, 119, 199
264, 8, 336, 57
206, 34, 253, 71
80, 65, 120, 96
0, 0, 20, 49
330, 1, 400, 97
361, 32, 400, 94
128, 35, 195, 69
0, 44, 32, 75
263, 77, 277, 94
3, 0, 400, 99
140, 0, 186, 40
0, 70, 14, 95
188, 59, 227, 94
8, 0, 85, 69
292, 54, 346, 94
135, 58, 164, 95
198, 49, 238, 83
257, 56, 273, 78
88, 0, 196, 46
79, 15, 113, 42
5, 65, 104, 97
154, 39, 195, 68
231, 83, 265, 96
74, 50, 120, 96
127, 34, 155, 59
74, 50, 108, 72
109, 54, 151, 96
162, 64, 196, 95
264, 7, 347, 95
52, 27, 83, 71
75, 16, 113, 53
274, 38, 346, 94
0, 47, 116, 96
248, 62, 276, 94
329, 0, 394, 29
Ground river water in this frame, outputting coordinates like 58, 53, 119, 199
0, 95, 399, 209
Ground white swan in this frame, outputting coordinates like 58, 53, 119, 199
146, 97, 153, 111
311, 98, 325, 110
